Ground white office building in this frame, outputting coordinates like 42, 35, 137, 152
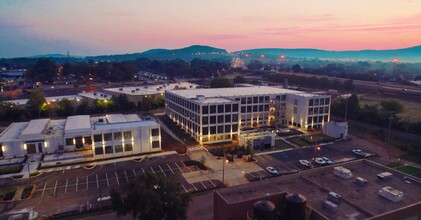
165, 86, 330, 145
0, 114, 161, 158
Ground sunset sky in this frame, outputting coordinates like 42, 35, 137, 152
1, 0, 421, 58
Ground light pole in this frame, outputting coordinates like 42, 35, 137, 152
222, 147, 225, 185
27, 160, 31, 185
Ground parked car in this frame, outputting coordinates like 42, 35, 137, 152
266, 166, 279, 175
313, 157, 326, 165
352, 149, 366, 157
299, 160, 312, 168
322, 157, 333, 165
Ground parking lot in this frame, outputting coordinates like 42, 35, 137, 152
253, 141, 375, 176
7, 154, 223, 203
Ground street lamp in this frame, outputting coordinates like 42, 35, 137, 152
387, 112, 394, 143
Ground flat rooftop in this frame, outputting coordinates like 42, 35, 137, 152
104, 82, 198, 96
19, 118, 50, 138
168, 86, 312, 99
5, 95, 82, 105
78, 92, 111, 100
64, 115, 92, 134
215, 160, 421, 220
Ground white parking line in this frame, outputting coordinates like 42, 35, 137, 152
209, 180, 216, 188
263, 155, 272, 160
159, 165, 167, 177
141, 167, 146, 174
256, 155, 266, 161
200, 181, 207, 189
132, 169, 136, 176
115, 171, 120, 186
53, 180, 58, 197
86, 176, 89, 190
191, 183, 198, 191
65, 178, 68, 194
124, 170, 129, 182
96, 175, 99, 189
76, 177, 78, 192
150, 167, 156, 174
41, 182, 47, 198
167, 164, 175, 174
175, 162, 184, 173
105, 173, 110, 187
181, 184, 188, 193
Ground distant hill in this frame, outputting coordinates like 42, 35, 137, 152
235, 46, 421, 62
87, 45, 230, 62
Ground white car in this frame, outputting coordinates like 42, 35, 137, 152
299, 160, 312, 168
322, 157, 333, 165
266, 166, 279, 175
352, 149, 366, 157
313, 158, 326, 165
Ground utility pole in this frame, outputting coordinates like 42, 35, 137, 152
344, 97, 349, 122
222, 147, 225, 185
387, 112, 394, 143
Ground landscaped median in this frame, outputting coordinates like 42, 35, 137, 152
386, 162, 421, 178
20, 184, 36, 200
0, 186, 17, 201
287, 134, 337, 147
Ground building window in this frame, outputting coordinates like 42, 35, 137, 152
314, 99, 319, 105
264, 105, 269, 111
265, 96, 269, 101
123, 131, 132, 139
325, 98, 330, 105
309, 108, 313, 115
94, 147, 104, 155
151, 128, 159, 136
225, 104, 231, 112
309, 99, 313, 106
233, 104, 239, 112
225, 115, 231, 122
202, 106, 208, 114
210, 126, 216, 134
217, 126, 224, 133
83, 137, 92, 145
93, 134, 102, 142
293, 107, 298, 114
218, 115, 224, 123
104, 133, 112, 141
259, 105, 263, 111
210, 116, 216, 124
202, 116, 209, 125
152, 140, 160, 148
247, 106, 252, 112
65, 138, 73, 146
125, 144, 133, 152
218, 105, 224, 113
314, 108, 319, 114
294, 99, 298, 105
319, 107, 324, 114
318, 116, 323, 123
210, 105, 216, 114
241, 106, 246, 113
232, 114, 238, 122
308, 117, 312, 123
325, 107, 329, 113
320, 98, 325, 105
105, 146, 113, 154
253, 97, 258, 103
114, 132, 122, 140
241, 98, 246, 104
114, 145, 123, 153
253, 105, 258, 112
232, 124, 239, 132
202, 127, 209, 135
247, 97, 252, 104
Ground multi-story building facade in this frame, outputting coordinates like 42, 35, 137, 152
0, 114, 161, 159
165, 86, 330, 145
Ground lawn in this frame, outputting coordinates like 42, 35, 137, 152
0, 186, 17, 201
396, 165, 421, 178
274, 140, 294, 151
287, 134, 335, 147
0, 164, 23, 175
359, 95, 421, 123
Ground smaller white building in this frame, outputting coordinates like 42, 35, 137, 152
379, 186, 404, 202
0, 114, 161, 159
323, 121, 348, 139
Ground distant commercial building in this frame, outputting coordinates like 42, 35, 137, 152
104, 82, 198, 106
165, 86, 330, 145
323, 121, 348, 139
0, 114, 161, 158
4, 92, 111, 107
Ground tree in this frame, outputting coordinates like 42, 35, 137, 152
55, 98, 74, 117
291, 64, 302, 73
380, 99, 404, 114
26, 58, 57, 83
110, 172, 191, 220
233, 75, 246, 84
210, 77, 233, 88
26, 89, 47, 118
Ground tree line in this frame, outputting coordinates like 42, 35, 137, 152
0, 90, 164, 122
